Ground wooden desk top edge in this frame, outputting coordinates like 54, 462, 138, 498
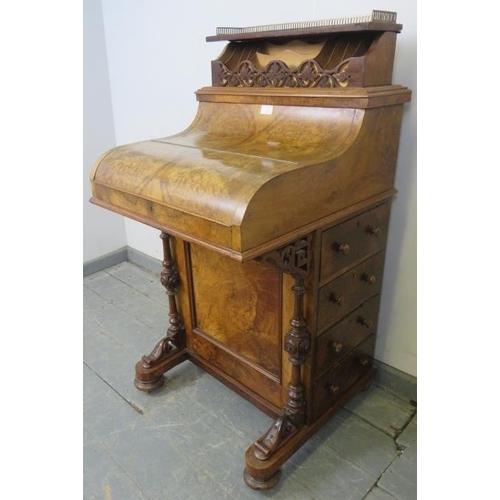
195, 86, 412, 109
90, 189, 396, 263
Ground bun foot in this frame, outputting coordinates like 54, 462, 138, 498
243, 468, 281, 490
134, 350, 187, 393
134, 374, 165, 393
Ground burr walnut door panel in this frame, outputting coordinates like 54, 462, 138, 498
188, 243, 283, 405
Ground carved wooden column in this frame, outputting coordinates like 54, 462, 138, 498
134, 232, 187, 392
244, 235, 312, 490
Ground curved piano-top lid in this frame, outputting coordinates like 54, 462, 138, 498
91, 100, 364, 259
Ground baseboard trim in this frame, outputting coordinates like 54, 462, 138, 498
126, 246, 162, 274
83, 247, 129, 277
83, 245, 162, 277
373, 360, 417, 404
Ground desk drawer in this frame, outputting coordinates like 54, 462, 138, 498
315, 295, 380, 377
312, 334, 375, 419
318, 252, 384, 332
320, 203, 390, 282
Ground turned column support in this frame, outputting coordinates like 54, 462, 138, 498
134, 232, 186, 392
244, 235, 312, 488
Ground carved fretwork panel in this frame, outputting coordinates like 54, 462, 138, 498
215, 59, 352, 88
211, 33, 379, 89
261, 234, 313, 279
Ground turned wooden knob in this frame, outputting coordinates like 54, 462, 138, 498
362, 274, 376, 284
329, 385, 340, 395
367, 226, 382, 236
336, 243, 350, 255
359, 358, 369, 367
329, 293, 343, 305
358, 317, 373, 329
331, 341, 343, 353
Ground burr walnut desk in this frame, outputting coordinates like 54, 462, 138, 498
89, 10, 411, 490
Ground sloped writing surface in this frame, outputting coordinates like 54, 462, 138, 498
91, 96, 406, 257
90, 102, 361, 251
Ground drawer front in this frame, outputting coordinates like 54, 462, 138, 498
320, 203, 390, 282
312, 334, 375, 419
318, 251, 385, 333
315, 295, 380, 377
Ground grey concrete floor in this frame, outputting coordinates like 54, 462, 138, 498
83, 261, 417, 500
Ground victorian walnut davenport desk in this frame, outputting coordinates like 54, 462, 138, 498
90, 10, 411, 490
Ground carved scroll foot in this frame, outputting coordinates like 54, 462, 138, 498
244, 366, 378, 489
243, 468, 282, 491
253, 415, 297, 460
134, 348, 188, 393
141, 337, 174, 367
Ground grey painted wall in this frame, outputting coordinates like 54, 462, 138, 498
83, 0, 126, 262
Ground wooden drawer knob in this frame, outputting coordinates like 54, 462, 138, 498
366, 226, 382, 236
329, 293, 343, 305
331, 341, 343, 353
358, 316, 373, 329
329, 385, 340, 395
362, 273, 376, 284
335, 243, 350, 255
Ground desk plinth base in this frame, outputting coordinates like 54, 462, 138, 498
130, 230, 379, 490
243, 366, 376, 490
133, 349, 376, 490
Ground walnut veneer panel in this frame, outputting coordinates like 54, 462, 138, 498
189, 244, 282, 378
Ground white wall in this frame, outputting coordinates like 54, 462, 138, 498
99, 0, 417, 376
83, 0, 126, 262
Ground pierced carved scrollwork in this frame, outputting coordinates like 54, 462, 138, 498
261, 234, 313, 279
141, 232, 185, 368
215, 59, 351, 88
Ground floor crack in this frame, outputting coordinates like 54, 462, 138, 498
361, 412, 417, 499
83, 361, 145, 415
